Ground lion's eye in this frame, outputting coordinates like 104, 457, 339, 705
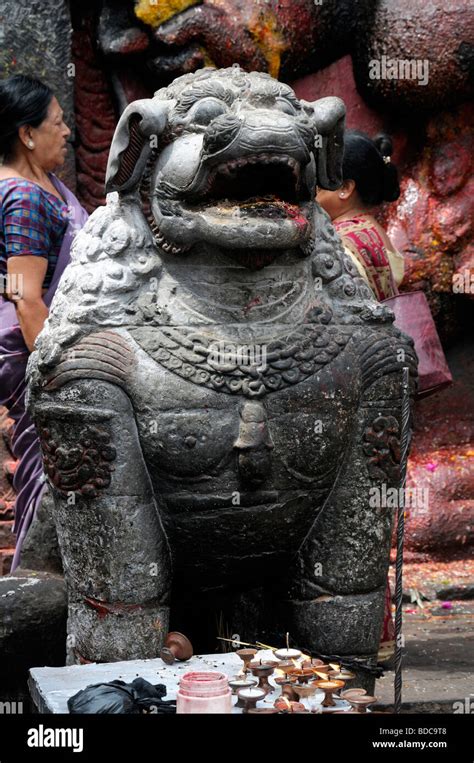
190, 98, 228, 125
275, 99, 297, 116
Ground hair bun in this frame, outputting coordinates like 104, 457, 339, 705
342, 129, 400, 205
373, 133, 393, 159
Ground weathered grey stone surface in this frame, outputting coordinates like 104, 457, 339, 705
27, 67, 417, 678
19, 488, 62, 575
0, 570, 67, 679
0, 0, 75, 188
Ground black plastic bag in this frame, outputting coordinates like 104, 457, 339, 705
68, 677, 176, 714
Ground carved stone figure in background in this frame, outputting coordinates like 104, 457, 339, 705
28, 67, 416, 679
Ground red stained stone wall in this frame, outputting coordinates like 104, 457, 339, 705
293, 60, 474, 561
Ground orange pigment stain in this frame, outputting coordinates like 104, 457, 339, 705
247, 10, 287, 78
134, 0, 200, 27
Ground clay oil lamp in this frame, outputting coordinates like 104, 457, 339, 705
347, 695, 377, 713
249, 660, 275, 694
311, 665, 331, 681
274, 676, 298, 701
328, 668, 355, 695
273, 633, 302, 662
314, 679, 346, 707
301, 657, 327, 670
261, 659, 279, 670
160, 631, 193, 665
293, 683, 317, 701
341, 688, 367, 701
273, 647, 302, 661
237, 686, 266, 713
228, 677, 257, 706
329, 668, 356, 683
291, 667, 315, 685
300, 657, 330, 679
276, 660, 297, 678
283, 664, 300, 680
236, 648, 257, 675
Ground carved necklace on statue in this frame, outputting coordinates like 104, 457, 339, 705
127, 316, 351, 399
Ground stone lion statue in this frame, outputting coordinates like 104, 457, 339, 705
28, 66, 416, 683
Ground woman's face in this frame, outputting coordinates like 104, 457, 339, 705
29, 96, 71, 171
316, 188, 343, 220
316, 180, 359, 220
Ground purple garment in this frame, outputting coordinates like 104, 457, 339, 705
0, 174, 88, 571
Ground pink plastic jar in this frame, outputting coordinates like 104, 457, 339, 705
176, 671, 232, 714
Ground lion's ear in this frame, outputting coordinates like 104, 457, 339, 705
105, 98, 171, 194
303, 96, 346, 191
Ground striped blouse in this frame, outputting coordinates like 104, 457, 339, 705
0, 176, 69, 290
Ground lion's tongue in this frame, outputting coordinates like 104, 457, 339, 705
239, 197, 303, 220
204, 196, 306, 225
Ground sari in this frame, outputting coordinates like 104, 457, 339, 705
334, 213, 404, 300
0, 174, 88, 571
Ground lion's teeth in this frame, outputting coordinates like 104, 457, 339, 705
147, 214, 185, 254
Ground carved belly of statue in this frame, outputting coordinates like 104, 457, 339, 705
130, 343, 358, 587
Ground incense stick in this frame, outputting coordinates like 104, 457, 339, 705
217, 636, 278, 651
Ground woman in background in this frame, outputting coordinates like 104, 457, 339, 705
0, 74, 88, 570
317, 130, 403, 301
317, 130, 403, 662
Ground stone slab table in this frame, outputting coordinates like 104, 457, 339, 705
29, 650, 350, 714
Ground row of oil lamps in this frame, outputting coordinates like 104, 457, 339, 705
229, 647, 377, 714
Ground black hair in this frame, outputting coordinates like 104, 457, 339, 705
0, 74, 53, 160
342, 129, 400, 205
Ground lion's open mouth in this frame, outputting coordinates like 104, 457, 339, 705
203, 154, 306, 203
186, 153, 310, 223
150, 150, 315, 258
